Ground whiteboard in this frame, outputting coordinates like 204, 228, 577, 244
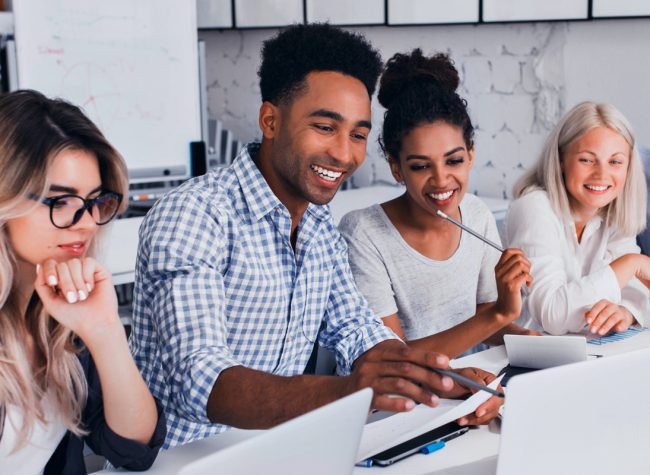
13, 0, 201, 182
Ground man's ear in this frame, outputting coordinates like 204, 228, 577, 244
259, 101, 279, 140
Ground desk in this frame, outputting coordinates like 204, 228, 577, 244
94, 346, 508, 474
98, 217, 143, 285
94, 330, 650, 474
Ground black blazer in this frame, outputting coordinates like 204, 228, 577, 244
44, 348, 167, 474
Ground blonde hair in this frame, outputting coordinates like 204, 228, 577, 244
0, 90, 128, 450
514, 101, 647, 237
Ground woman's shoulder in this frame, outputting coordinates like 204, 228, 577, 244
460, 193, 498, 227
338, 204, 388, 237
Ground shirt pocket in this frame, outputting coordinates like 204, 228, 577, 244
301, 265, 333, 343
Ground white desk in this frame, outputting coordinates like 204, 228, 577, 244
95, 330, 650, 474
99, 217, 143, 285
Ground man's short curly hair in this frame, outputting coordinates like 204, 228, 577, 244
258, 23, 382, 105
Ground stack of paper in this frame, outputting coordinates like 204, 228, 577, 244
357, 377, 502, 462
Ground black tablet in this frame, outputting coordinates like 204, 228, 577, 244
370, 421, 469, 466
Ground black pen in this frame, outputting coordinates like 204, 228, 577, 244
435, 210, 504, 253
435, 368, 505, 398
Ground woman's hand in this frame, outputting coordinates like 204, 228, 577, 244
493, 248, 533, 323
449, 367, 503, 426
585, 299, 635, 335
34, 257, 122, 345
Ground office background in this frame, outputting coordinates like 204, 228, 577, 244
199, 18, 650, 199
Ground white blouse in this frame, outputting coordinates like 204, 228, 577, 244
506, 189, 649, 335
0, 396, 67, 475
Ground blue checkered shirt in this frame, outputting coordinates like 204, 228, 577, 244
129, 144, 396, 448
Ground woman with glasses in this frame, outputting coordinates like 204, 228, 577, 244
0, 90, 165, 474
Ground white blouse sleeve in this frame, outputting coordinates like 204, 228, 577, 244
506, 193, 620, 335
607, 233, 650, 327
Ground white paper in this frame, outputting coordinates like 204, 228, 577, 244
356, 376, 503, 462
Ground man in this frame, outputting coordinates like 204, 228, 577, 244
130, 23, 500, 448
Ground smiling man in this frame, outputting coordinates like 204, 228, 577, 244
130, 24, 500, 448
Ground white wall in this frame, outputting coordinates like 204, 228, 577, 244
200, 18, 650, 199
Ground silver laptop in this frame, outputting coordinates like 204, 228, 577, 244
178, 388, 372, 475
504, 334, 587, 369
497, 348, 650, 475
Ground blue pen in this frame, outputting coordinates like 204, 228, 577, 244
420, 440, 446, 455
355, 459, 373, 467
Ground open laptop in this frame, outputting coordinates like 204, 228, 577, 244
178, 388, 372, 475
497, 347, 650, 475
503, 334, 587, 369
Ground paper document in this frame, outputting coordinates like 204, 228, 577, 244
356, 376, 503, 462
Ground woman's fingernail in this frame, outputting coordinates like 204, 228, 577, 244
48, 275, 58, 286
431, 394, 439, 405
458, 418, 467, 426
36, 264, 41, 273
477, 409, 485, 417
405, 400, 415, 410
442, 376, 453, 388
66, 291, 78, 303
78, 290, 87, 301
86, 283, 92, 292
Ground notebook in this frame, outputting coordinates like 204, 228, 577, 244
178, 388, 372, 475
497, 348, 650, 475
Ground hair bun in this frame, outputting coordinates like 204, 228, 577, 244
378, 49, 459, 109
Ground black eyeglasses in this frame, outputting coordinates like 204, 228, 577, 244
31, 191, 123, 229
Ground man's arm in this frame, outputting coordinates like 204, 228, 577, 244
206, 340, 457, 428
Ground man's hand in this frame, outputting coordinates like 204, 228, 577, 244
348, 340, 455, 412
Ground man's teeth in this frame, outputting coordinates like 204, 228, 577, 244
586, 185, 609, 191
429, 190, 454, 201
311, 165, 342, 181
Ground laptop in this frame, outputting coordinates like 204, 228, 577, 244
497, 348, 650, 475
178, 388, 372, 475
503, 334, 587, 369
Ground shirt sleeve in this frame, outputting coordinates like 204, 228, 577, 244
137, 191, 242, 424
318, 227, 400, 375
81, 350, 166, 471
476, 208, 501, 304
506, 193, 620, 335
607, 233, 650, 327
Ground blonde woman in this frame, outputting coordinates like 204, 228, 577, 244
0, 90, 165, 474
507, 102, 650, 336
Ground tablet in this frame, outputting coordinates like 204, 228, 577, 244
504, 334, 587, 369
369, 421, 469, 466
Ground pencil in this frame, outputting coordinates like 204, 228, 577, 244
435, 368, 505, 398
435, 210, 504, 253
